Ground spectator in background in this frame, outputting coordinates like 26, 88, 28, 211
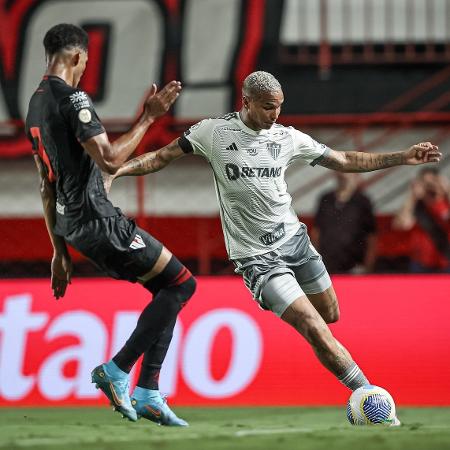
393, 168, 450, 273
311, 173, 377, 274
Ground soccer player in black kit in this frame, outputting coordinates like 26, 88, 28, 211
25, 23, 194, 426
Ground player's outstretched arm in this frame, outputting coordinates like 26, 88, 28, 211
83, 81, 182, 174
33, 154, 73, 299
318, 142, 441, 172
103, 138, 186, 192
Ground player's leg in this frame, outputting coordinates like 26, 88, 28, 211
307, 286, 340, 323
281, 227, 339, 324
135, 318, 175, 394
90, 246, 175, 421
110, 248, 195, 371
129, 253, 194, 427
293, 257, 354, 359
261, 273, 369, 391
92, 246, 195, 422
306, 287, 356, 361
278, 272, 401, 425
293, 257, 357, 361
131, 320, 188, 427
291, 251, 340, 323
84, 217, 195, 421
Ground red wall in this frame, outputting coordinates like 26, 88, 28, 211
0, 275, 449, 407
0, 216, 411, 262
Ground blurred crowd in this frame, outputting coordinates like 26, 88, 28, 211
311, 169, 450, 274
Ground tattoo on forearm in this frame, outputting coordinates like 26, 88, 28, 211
120, 141, 179, 176
379, 153, 404, 168
319, 154, 343, 171
122, 152, 161, 175
320, 151, 404, 172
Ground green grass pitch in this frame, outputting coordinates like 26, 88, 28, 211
1, 407, 449, 450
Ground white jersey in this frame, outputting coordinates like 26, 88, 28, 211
181, 112, 329, 259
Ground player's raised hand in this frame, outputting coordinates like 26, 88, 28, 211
404, 142, 442, 165
143, 81, 182, 119
51, 252, 73, 299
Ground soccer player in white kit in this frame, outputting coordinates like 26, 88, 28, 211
108, 72, 440, 420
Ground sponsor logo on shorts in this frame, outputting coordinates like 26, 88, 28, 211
260, 223, 285, 245
129, 234, 146, 250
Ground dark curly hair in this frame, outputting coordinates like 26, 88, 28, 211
43, 23, 88, 56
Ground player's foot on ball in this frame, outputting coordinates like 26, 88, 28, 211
131, 388, 188, 427
91, 363, 137, 422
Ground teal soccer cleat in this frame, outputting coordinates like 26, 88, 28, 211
91, 364, 137, 422
131, 390, 188, 427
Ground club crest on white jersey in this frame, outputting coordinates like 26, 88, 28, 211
267, 142, 281, 160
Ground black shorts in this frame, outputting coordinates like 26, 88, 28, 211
65, 214, 163, 282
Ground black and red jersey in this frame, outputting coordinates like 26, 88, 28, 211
25, 75, 118, 236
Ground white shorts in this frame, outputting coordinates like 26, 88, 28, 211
233, 225, 332, 316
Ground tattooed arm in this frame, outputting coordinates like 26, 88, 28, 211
318, 142, 441, 172
103, 138, 186, 192
118, 138, 186, 175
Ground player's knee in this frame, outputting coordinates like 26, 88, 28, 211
321, 290, 340, 323
172, 274, 196, 306
324, 308, 340, 324
143, 257, 196, 307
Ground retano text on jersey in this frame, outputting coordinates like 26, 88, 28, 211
225, 164, 282, 181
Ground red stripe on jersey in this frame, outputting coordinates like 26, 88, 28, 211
30, 127, 56, 182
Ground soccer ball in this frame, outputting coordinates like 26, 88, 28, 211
346, 385, 396, 425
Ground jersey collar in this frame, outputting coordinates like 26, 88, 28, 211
44, 75, 68, 85
236, 112, 269, 137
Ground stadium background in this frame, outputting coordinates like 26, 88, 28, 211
0, 0, 449, 411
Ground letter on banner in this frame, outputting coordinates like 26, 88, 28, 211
182, 309, 262, 398
38, 311, 107, 399
0, 294, 47, 400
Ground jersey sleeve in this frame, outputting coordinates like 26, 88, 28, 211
178, 119, 215, 161
59, 90, 105, 143
288, 127, 330, 166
